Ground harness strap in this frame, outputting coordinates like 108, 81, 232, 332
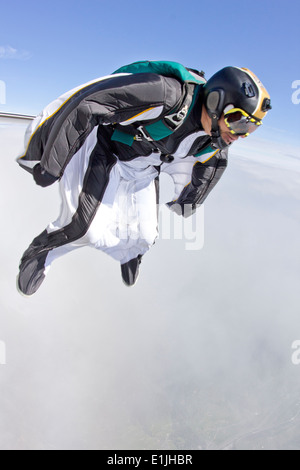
111, 83, 200, 146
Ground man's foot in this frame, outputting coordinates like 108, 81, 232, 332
121, 256, 143, 287
17, 251, 49, 297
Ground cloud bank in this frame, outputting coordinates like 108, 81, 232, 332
0, 120, 300, 450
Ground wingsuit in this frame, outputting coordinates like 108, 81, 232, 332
17, 61, 229, 296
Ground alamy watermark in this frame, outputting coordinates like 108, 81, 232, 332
292, 80, 300, 104
0, 80, 6, 105
113, 198, 205, 251
0, 340, 6, 365
291, 340, 300, 366
158, 204, 204, 251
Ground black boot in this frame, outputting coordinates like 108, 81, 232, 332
17, 252, 48, 297
17, 231, 50, 297
121, 255, 143, 287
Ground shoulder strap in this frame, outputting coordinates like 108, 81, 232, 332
142, 82, 200, 140
111, 83, 200, 147
111, 60, 205, 146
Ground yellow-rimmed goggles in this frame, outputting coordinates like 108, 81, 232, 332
224, 108, 262, 137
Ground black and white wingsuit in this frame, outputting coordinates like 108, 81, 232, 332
16, 62, 228, 296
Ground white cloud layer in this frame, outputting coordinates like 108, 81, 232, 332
0, 119, 300, 450
0, 45, 31, 60
231, 136, 300, 172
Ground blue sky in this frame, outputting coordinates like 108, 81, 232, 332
0, 0, 299, 148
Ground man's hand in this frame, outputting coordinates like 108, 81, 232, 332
33, 164, 59, 187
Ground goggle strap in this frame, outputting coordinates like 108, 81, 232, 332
210, 114, 220, 137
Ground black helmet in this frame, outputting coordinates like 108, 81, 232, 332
203, 66, 271, 149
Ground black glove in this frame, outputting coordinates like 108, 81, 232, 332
166, 202, 197, 218
33, 164, 59, 188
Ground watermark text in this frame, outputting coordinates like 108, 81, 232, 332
158, 204, 204, 251
291, 340, 300, 365
113, 199, 205, 251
